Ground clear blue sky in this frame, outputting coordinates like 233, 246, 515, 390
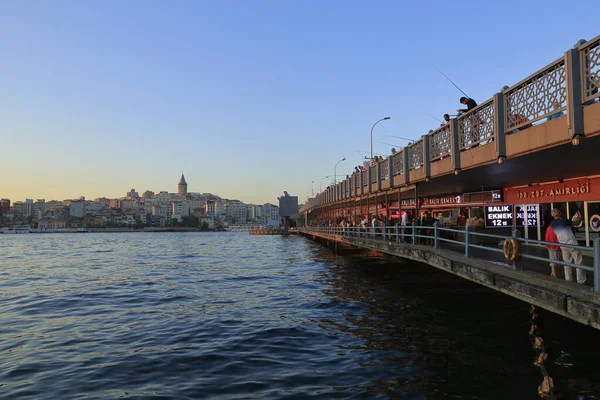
1, 1, 597, 204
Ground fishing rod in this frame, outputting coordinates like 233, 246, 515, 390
374, 141, 402, 148
382, 135, 415, 142
425, 112, 443, 123
433, 64, 470, 99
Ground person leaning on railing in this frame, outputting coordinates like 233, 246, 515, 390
457, 97, 477, 113
548, 209, 586, 284
544, 220, 561, 278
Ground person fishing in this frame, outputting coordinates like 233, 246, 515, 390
457, 97, 478, 114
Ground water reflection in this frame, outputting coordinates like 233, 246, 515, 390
310, 245, 571, 399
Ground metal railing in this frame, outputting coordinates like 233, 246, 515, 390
504, 57, 567, 133
580, 34, 600, 104
429, 124, 451, 162
362, 170, 368, 187
458, 98, 495, 150
392, 151, 404, 176
300, 225, 600, 292
408, 140, 424, 170
381, 159, 389, 180
370, 165, 377, 183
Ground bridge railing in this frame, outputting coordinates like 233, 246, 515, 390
428, 124, 451, 162
300, 34, 600, 215
300, 225, 600, 292
503, 56, 567, 133
580, 34, 600, 104
392, 151, 404, 176
408, 140, 424, 170
457, 98, 495, 149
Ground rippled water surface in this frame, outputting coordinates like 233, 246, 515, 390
2, 232, 600, 399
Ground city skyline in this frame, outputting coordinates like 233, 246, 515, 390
2, 173, 286, 206
2, 2, 598, 203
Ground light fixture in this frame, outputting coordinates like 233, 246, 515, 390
572, 137, 580, 146
454, 169, 460, 176
425, 177, 430, 182
498, 156, 505, 165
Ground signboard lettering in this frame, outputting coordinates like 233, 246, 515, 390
516, 183, 590, 199
516, 205, 538, 227
485, 205, 514, 227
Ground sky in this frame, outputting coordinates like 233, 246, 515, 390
1, 1, 598, 204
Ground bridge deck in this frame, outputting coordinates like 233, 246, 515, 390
299, 229, 600, 330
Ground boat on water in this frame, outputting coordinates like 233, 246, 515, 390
1, 225, 31, 234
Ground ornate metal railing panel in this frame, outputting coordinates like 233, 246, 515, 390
380, 159, 389, 180
580, 34, 600, 103
504, 57, 566, 133
429, 125, 451, 161
408, 140, 423, 170
362, 170, 368, 187
457, 99, 494, 150
392, 151, 404, 176
370, 165, 377, 183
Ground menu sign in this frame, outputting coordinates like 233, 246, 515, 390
485, 205, 514, 228
516, 205, 538, 227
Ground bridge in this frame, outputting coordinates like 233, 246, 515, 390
298, 226, 600, 330
298, 33, 600, 329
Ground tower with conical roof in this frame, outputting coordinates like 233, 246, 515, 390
178, 174, 188, 196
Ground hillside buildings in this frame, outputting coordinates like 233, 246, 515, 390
1, 175, 297, 230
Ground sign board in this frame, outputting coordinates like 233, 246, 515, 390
463, 190, 503, 203
484, 205, 514, 228
516, 205, 538, 227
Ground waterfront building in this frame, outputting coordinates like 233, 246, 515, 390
33, 199, 45, 220
172, 200, 190, 219
10, 202, 26, 220
205, 200, 224, 218
247, 204, 263, 223
69, 201, 86, 218
38, 218, 68, 229
0, 199, 10, 213
178, 174, 188, 196
262, 203, 280, 227
24, 199, 34, 217
197, 215, 216, 229
224, 200, 247, 224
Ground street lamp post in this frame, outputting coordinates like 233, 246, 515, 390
370, 117, 391, 160
334, 157, 346, 185
320, 176, 332, 192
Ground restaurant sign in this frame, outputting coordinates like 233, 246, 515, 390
421, 195, 462, 206
516, 205, 538, 227
516, 183, 590, 200
485, 205, 514, 228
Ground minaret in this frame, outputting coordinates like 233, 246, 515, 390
178, 174, 188, 196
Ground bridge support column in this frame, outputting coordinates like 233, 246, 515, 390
450, 119, 460, 173
565, 47, 584, 143
403, 146, 410, 183
493, 92, 506, 161
423, 134, 431, 181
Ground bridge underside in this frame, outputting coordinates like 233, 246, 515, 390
300, 230, 600, 331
